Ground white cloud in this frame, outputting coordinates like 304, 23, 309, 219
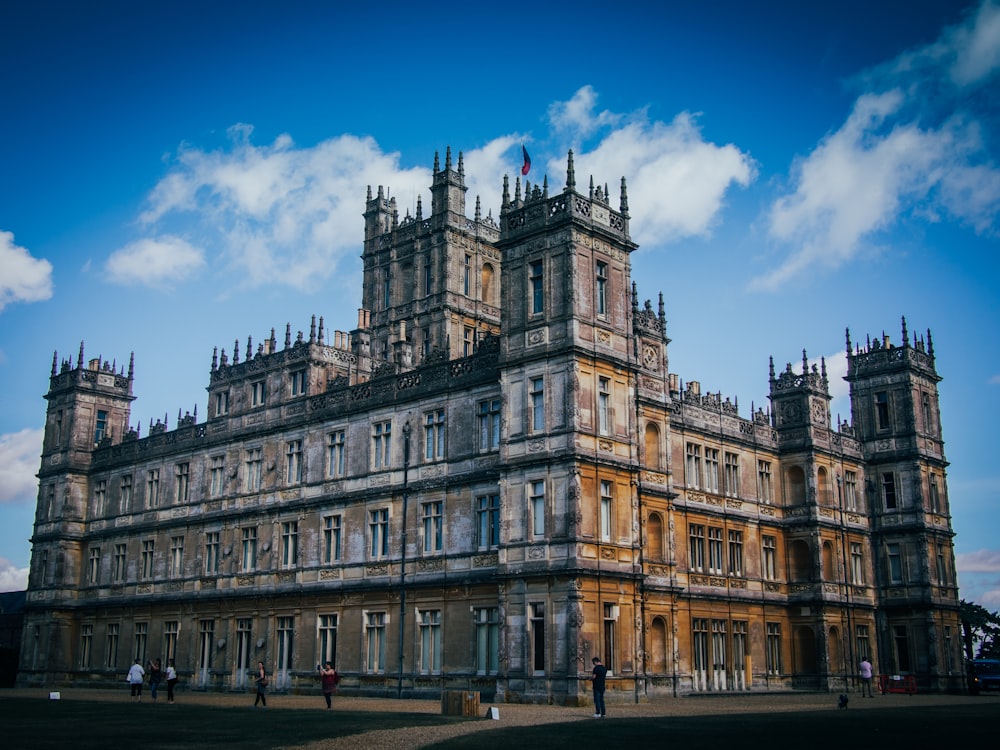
547, 85, 622, 138
755, 2, 1000, 291
957, 549, 1000, 573
990, 374, 1000, 385
0, 428, 43, 505
0, 557, 28, 593
134, 127, 436, 293
544, 90, 756, 247
105, 236, 205, 288
0, 230, 53, 311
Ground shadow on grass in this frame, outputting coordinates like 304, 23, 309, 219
429, 703, 1000, 750
0, 696, 459, 750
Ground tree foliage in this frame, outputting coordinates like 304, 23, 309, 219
959, 599, 1000, 660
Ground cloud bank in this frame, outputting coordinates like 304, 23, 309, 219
0, 230, 53, 312
753, 0, 1000, 291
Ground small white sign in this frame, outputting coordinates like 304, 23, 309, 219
49, 692, 61, 700
487, 706, 500, 720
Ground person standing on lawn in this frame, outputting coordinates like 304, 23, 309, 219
590, 656, 608, 718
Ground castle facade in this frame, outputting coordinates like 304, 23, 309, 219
19, 149, 963, 702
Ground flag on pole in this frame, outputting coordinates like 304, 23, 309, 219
521, 145, 531, 176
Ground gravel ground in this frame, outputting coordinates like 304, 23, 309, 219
5, 687, 993, 750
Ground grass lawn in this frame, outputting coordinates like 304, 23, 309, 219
0, 696, 458, 750
430, 702, 1000, 750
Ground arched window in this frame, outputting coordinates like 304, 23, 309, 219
822, 540, 835, 580
647, 512, 664, 562
817, 466, 833, 506
651, 617, 668, 673
481, 264, 496, 306
644, 423, 661, 470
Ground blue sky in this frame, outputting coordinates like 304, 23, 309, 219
1, 0, 998, 605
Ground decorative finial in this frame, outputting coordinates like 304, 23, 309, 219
475, 195, 481, 222
445, 146, 452, 171
845, 327, 852, 355
212, 347, 218, 371
620, 176, 629, 215
310, 315, 317, 344
416, 195, 423, 221
78, 341, 84, 368
51, 351, 58, 377
927, 328, 934, 357
802, 349, 809, 374
285, 323, 292, 349
502, 174, 510, 209
457, 151, 464, 178
769, 355, 775, 380
318, 316, 325, 344
901, 316, 908, 347
542, 175, 548, 199
433, 151, 440, 173
566, 149, 576, 191
233, 339, 240, 364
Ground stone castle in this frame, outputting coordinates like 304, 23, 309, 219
19, 148, 963, 701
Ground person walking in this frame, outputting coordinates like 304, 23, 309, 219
590, 656, 608, 718
165, 659, 178, 704
148, 658, 162, 703
319, 662, 340, 710
859, 657, 874, 697
254, 661, 268, 707
127, 659, 145, 703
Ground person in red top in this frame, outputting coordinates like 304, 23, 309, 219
319, 662, 340, 710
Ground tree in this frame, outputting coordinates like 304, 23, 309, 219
959, 599, 1000, 660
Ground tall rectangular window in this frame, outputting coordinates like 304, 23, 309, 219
199, 620, 214, 675
874, 391, 890, 430
327, 430, 346, 478
921, 392, 932, 433
94, 480, 107, 518
424, 409, 445, 461
887, 542, 903, 583
603, 603, 617, 673
704, 448, 720, 493
530, 602, 545, 672
365, 612, 387, 673
323, 514, 342, 563
319, 614, 338, 668
214, 390, 229, 417
929, 473, 940, 513
844, 471, 858, 511
245, 448, 262, 492
599, 480, 613, 542
372, 421, 392, 470
241, 527, 257, 572
478, 399, 501, 451
850, 542, 865, 584
418, 609, 442, 674
94, 409, 108, 445
463, 254, 472, 296
113, 543, 127, 582
290, 369, 307, 397
757, 460, 773, 504
210, 456, 225, 497
595, 261, 607, 316
530, 260, 544, 314
281, 521, 298, 568
369, 509, 389, 558
762, 535, 777, 580
87, 547, 101, 584
598, 377, 611, 436
689, 524, 705, 572
141, 539, 155, 580
251, 380, 266, 407
119, 475, 132, 514
882, 472, 897, 510
164, 621, 179, 663
276, 616, 294, 677
936, 543, 948, 584
477, 494, 500, 549
530, 378, 545, 432
686, 444, 702, 489
708, 527, 724, 574
463, 326, 473, 357
169, 536, 184, 577
80, 624, 93, 668
146, 469, 160, 509
855, 624, 871, 663
766, 623, 782, 675
286, 440, 303, 484
422, 501, 443, 553
728, 530, 744, 577
105, 623, 119, 668
205, 531, 220, 575
175, 463, 189, 504
724, 452, 740, 497
424, 263, 432, 297
133, 622, 147, 665
474, 607, 499, 674
530, 480, 545, 537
